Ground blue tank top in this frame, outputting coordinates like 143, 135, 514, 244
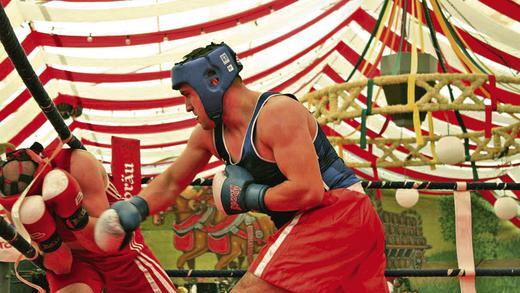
214, 92, 359, 228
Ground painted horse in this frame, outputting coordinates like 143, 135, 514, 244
172, 186, 277, 270
171, 187, 213, 269
206, 209, 276, 270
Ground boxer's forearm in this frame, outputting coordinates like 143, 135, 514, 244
138, 168, 186, 215
264, 179, 324, 211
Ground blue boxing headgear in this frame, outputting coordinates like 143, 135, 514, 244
171, 43, 243, 123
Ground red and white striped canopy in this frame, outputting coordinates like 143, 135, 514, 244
1, 0, 519, 197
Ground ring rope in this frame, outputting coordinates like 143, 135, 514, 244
164, 268, 520, 278
190, 179, 520, 191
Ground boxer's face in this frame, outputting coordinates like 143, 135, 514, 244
180, 84, 215, 130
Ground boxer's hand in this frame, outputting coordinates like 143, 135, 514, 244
20, 195, 73, 275
94, 196, 149, 253
42, 169, 89, 230
212, 165, 269, 215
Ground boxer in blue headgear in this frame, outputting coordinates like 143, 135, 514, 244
97, 41, 388, 293
171, 42, 243, 124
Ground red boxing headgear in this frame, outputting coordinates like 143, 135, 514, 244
0, 148, 52, 211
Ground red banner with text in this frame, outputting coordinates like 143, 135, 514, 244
111, 136, 141, 199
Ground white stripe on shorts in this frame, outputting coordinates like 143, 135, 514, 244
253, 213, 302, 277
130, 236, 144, 251
134, 258, 162, 293
129, 238, 176, 292
136, 255, 176, 292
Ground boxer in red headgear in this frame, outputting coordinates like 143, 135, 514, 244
0, 145, 52, 211
1, 145, 72, 275
1, 144, 176, 293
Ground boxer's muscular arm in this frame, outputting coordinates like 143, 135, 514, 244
94, 127, 213, 253
256, 97, 324, 211
68, 150, 110, 252
70, 150, 110, 218
139, 125, 213, 215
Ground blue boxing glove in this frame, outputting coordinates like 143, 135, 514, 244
212, 165, 270, 215
94, 196, 149, 253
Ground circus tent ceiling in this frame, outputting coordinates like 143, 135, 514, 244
0, 0, 519, 205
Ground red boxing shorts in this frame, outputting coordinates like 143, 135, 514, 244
249, 188, 388, 293
46, 238, 176, 292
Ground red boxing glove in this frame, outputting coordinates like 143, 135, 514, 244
42, 169, 89, 230
20, 195, 73, 275
20, 196, 61, 252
